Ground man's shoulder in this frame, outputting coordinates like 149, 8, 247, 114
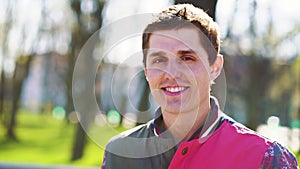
105, 119, 176, 158
105, 121, 154, 157
221, 115, 298, 167
110, 121, 153, 141
220, 114, 273, 144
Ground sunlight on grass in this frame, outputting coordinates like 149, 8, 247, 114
0, 110, 125, 167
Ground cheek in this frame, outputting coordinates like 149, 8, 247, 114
189, 64, 209, 80
190, 68, 211, 90
145, 69, 163, 85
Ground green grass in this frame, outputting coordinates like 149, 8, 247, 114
0, 111, 299, 167
0, 110, 126, 167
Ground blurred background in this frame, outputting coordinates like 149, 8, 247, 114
0, 0, 299, 168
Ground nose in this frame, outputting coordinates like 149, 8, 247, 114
163, 59, 182, 80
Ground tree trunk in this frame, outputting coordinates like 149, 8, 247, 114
174, 0, 218, 20
70, 0, 105, 161
6, 55, 33, 140
0, 2, 13, 121
71, 123, 87, 160
0, 68, 5, 117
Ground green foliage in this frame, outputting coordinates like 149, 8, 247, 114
0, 110, 126, 167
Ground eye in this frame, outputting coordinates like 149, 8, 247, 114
152, 57, 166, 64
181, 55, 195, 61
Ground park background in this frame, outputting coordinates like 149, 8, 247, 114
0, 0, 299, 168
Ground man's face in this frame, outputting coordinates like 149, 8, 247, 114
145, 28, 217, 114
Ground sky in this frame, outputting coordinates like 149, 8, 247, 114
216, 0, 300, 36
216, 0, 300, 60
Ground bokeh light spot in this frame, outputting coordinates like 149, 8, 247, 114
122, 113, 137, 128
68, 111, 79, 123
52, 106, 66, 120
107, 109, 121, 126
95, 112, 107, 126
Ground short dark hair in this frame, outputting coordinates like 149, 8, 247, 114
142, 4, 220, 67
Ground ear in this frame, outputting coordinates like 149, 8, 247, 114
210, 54, 223, 81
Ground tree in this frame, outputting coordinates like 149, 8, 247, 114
68, 0, 105, 160
0, 1, 37, 140
6, 55, 33, 140
0, 1, 13, 123
174, 0, 218, 20
220, 0, 300, 128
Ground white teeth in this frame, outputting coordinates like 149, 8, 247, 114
165, 87, 185, 93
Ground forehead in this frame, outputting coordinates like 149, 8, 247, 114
148, 28, 203, 53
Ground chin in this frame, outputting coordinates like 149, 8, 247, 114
163, 104, 189, 114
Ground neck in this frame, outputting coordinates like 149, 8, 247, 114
162, 101, 210, 142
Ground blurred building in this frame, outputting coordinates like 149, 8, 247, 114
22, 53, 156, 123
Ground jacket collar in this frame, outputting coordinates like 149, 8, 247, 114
151, 96, 222, 142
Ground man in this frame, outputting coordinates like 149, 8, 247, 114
101, 4, 298, 169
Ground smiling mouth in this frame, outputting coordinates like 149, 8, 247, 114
162, 86, 188, 94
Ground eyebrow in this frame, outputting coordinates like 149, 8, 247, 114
148, 51, 166, 57
148, 49, 196, 57
177, 50, 196, 55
